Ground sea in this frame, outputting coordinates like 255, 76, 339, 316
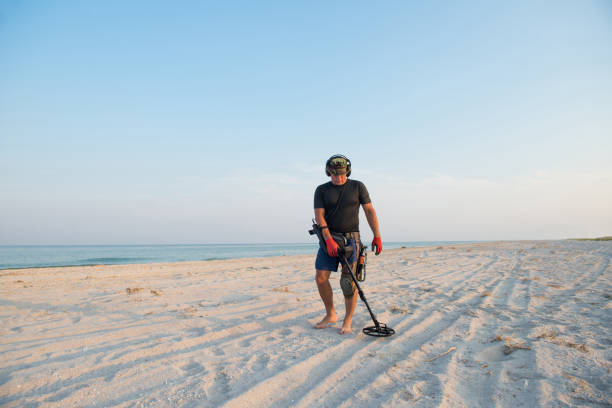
0, 241, 476, 270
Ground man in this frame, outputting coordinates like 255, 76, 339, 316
313, 154, 382, 334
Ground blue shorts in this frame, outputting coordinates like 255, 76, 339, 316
315, 238, 358, 272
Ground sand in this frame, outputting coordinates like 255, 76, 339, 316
1, 240, 611, 407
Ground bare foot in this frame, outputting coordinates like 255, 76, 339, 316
314, 313, 337, 329
339, 324, 353, 335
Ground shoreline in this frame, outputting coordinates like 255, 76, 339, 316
0, 240, 484, 272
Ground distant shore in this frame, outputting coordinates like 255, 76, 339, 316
570, 236, 612, 241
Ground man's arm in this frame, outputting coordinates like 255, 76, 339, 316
314, 207, 332, 241
315, 207, 340, 256
362, 202, 381, 238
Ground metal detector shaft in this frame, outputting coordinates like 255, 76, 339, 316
339, 253, 381, 328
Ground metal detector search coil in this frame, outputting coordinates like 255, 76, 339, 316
363, 322, 395, 337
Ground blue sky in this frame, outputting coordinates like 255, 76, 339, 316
1, 1, 611, 244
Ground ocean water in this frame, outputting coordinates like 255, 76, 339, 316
0, 241, 476, 270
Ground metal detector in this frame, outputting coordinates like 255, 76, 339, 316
339, 246, 395, 337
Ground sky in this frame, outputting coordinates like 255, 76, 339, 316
1, 0, 611, 245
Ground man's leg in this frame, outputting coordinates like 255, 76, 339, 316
314, 269, 337, 328
340, 262, 358, 334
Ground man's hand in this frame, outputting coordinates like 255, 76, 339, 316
372, 237, 382, 255
325, 237, 339, 257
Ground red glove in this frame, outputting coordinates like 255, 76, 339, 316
325, 237, 339, 257
372, 237, 382, 255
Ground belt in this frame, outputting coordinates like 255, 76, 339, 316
340, 232, 359, 240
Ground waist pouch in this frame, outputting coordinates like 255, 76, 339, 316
309, 221, 358, 257
325, 232, 348, 256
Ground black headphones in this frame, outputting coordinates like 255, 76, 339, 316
325, 154, 351, 177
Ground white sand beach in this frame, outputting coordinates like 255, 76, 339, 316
1, 240, 610, 407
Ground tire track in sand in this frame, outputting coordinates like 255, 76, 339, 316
434, 249, 540, 408
291, 257, 509, 408
220, 253, 504, 407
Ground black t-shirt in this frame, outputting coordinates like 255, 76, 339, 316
314, 179, 371, 233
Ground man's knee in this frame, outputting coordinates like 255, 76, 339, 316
315, 269, 330, 285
